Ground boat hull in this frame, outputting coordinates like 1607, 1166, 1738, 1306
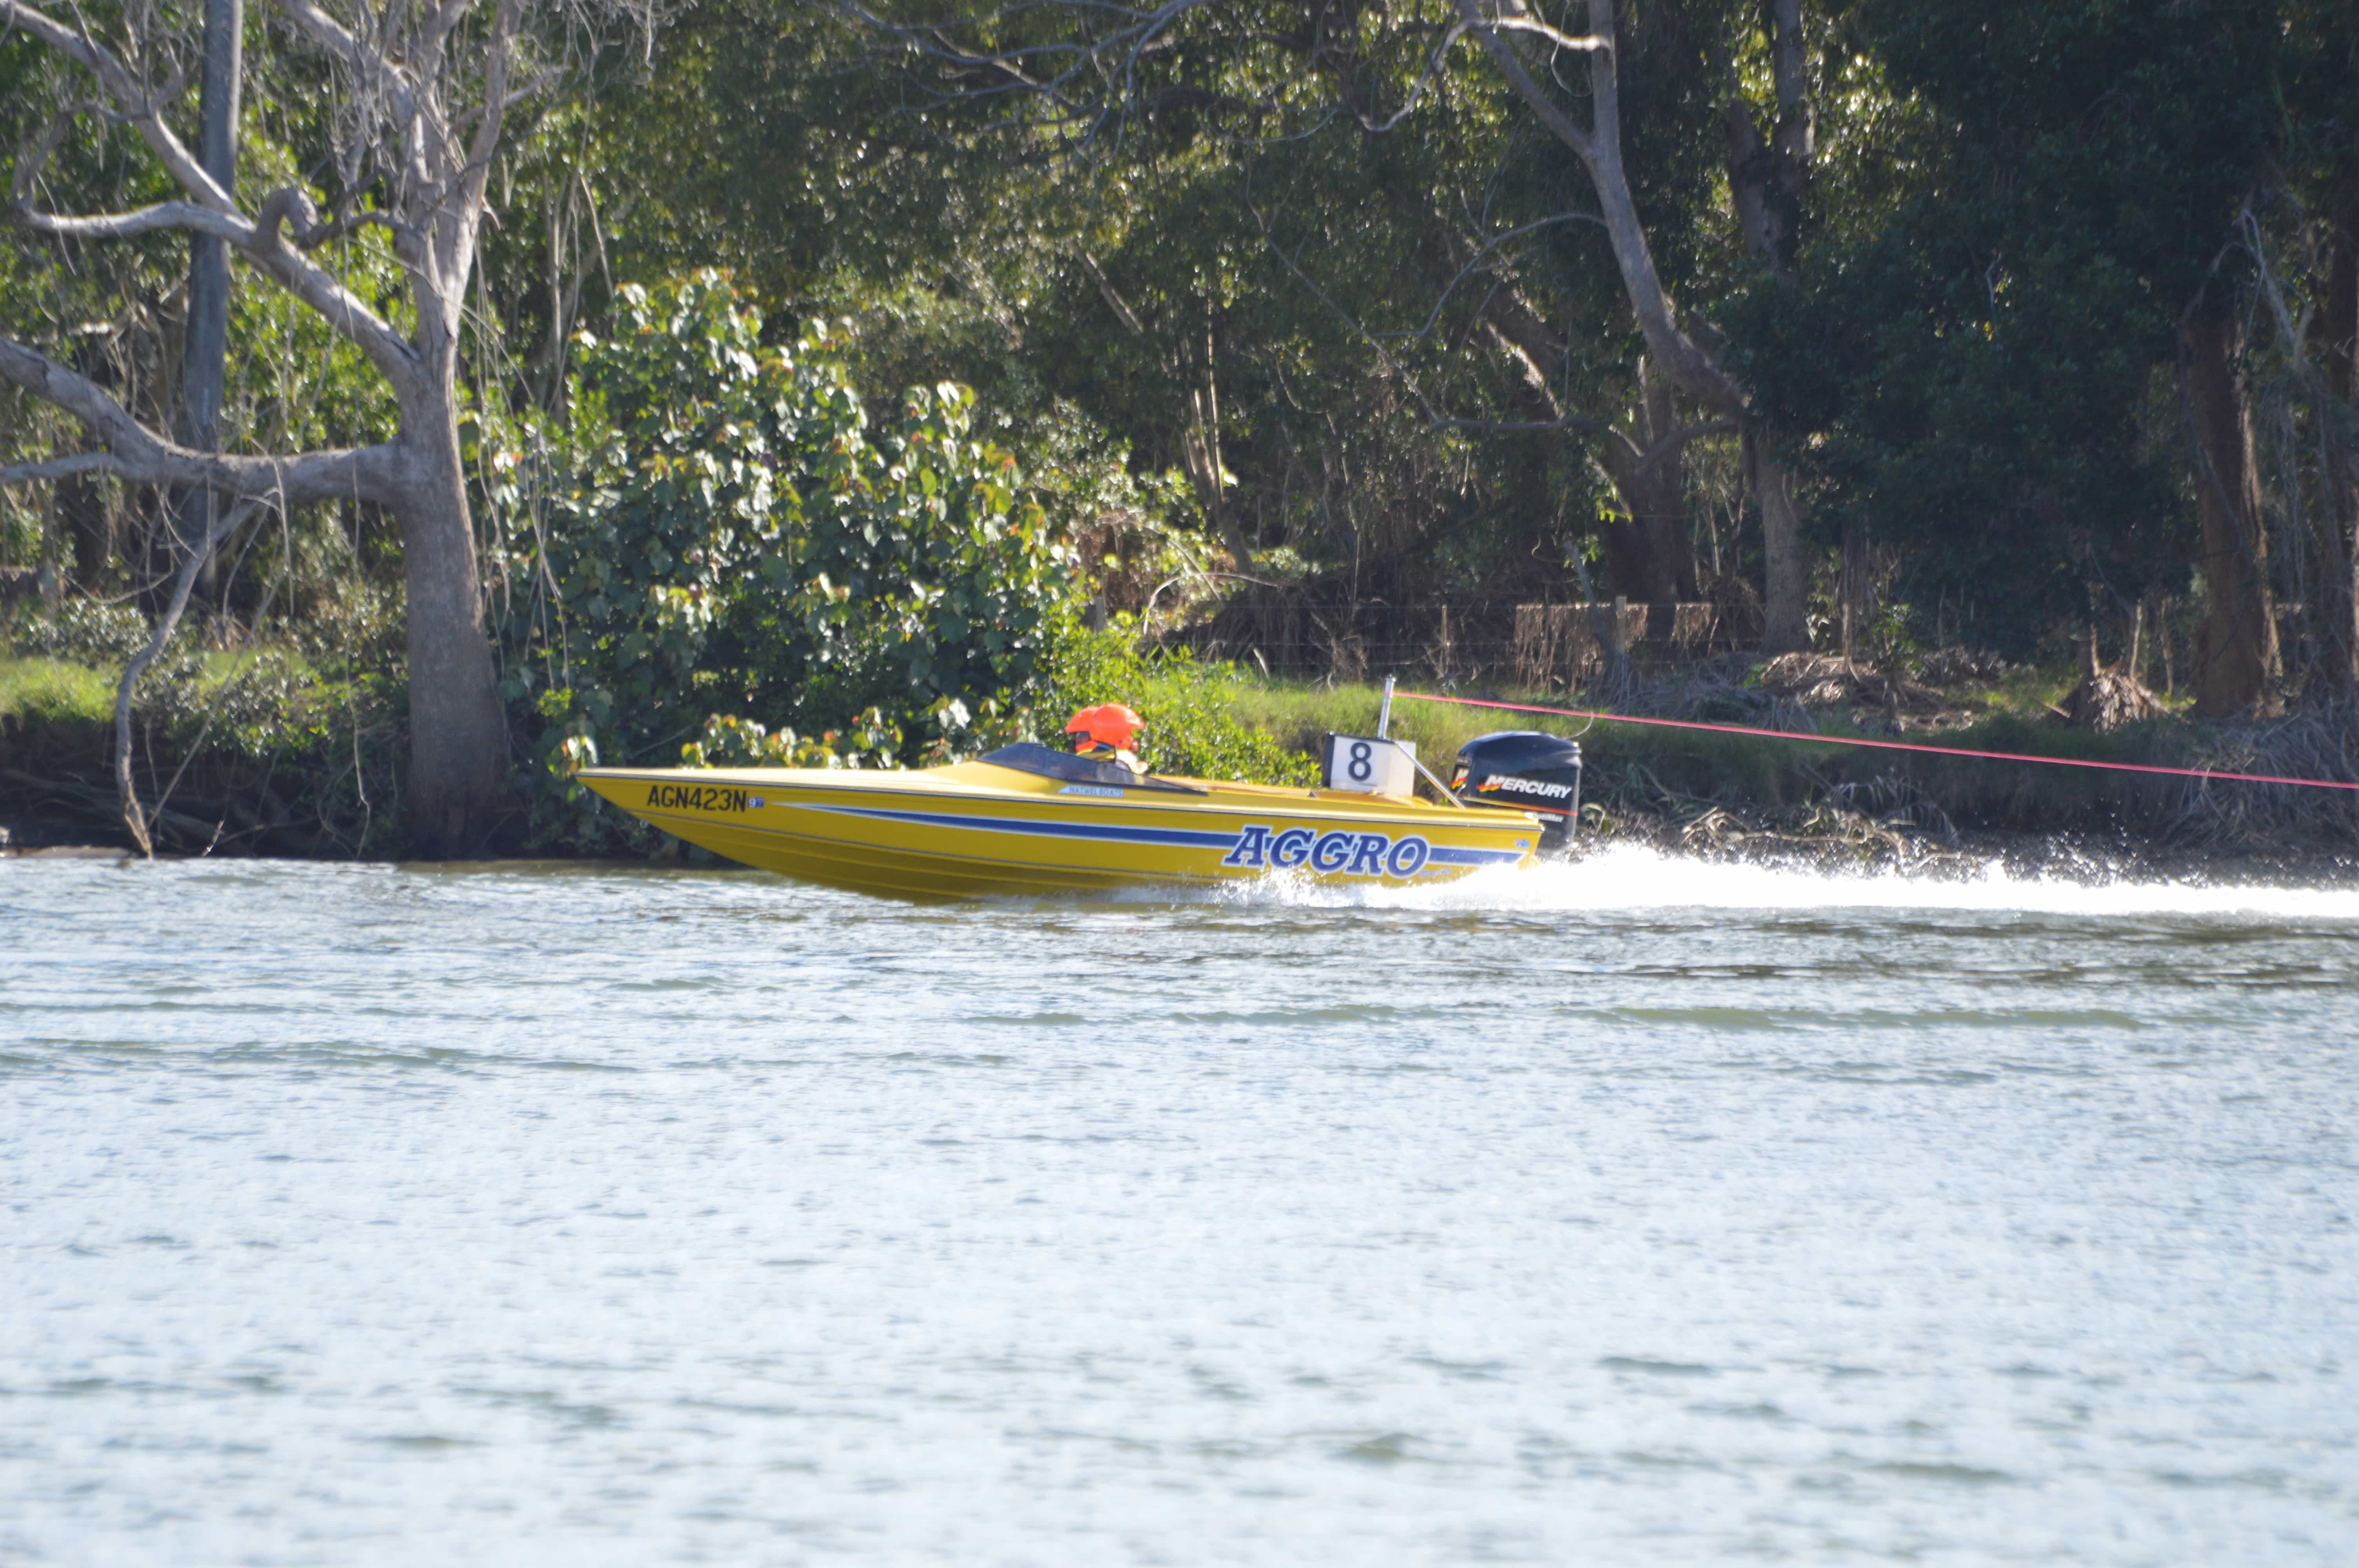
576, 760, 1538, 900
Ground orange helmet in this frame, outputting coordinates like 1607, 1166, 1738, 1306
1065, 702, 1144, 757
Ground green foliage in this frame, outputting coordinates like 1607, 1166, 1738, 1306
0, 624, 406, 857
289, 578, 406, 683
505, 271, 1086, 794
599, 0, 1639, 608
2, 599, 152, 666
1044, 621, 1317, 785
2, 24, 406, 614
1722, 0, 2315, 651
0, 655, 117, 726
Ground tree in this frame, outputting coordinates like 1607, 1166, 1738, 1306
1395, 0, 1807, 647
0, 0, 558, 853
1731, 0, 2329, 712
2275, 0, 2359, 693
853, 0, 1818, 651
171, 0, 241, 625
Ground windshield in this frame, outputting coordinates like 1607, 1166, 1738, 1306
977, 743, 1207, 795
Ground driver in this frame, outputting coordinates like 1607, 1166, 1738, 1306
1064, 703, 1146, 773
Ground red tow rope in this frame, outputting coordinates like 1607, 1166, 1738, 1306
1389, 690, 2359, 793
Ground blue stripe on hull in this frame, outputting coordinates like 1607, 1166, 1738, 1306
794, 801, 1526, 865
1425, 846, 1525, 866
801, 802, 1238, 849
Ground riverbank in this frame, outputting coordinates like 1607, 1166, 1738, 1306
7, 646, 2357, 867
0, 648, 402, 858
1193, 658, 2359, 873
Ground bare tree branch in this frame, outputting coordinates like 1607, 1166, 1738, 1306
11, 104, 84, 207
0, 2, 235, 208
16, 196, 248, 242
0, 337, 398, 505
1399, 214, 1599, 350
1645, 417, 1737, 463
4, 8, 422, 381
1452, 0, 1746, 414
0, 450, 119, 484
1358, 20, 1481, 134
11, 188, 419, 380
1485, 16, 1609, 53
1450, 0, 1594, 160
274, 0, 423, 127
1077, 250, 1147, 334
455, 0, 524, 249
1433, 412, 1606, 434
415, 0, 480, 78
5, 0, 603, 852
114, 495, 267, 857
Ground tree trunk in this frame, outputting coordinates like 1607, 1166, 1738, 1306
1587, 497, 1659, 612
1461, 0, 1799, 641
2317, 198, 2358, 693
1594, 369, 1690, 640
1837, 517, 1872, 658
60, 472, 111, 588
0, 0, 537, 858
171, 0, 242, 625
2184, 313, 2277, 716
394, 401, 510, 855
1634, 359, 1694, 632
1753, 439, 1809, 653
1719, 1, 1814, 653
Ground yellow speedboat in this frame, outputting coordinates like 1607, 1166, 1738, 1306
578, 740, 1555, 900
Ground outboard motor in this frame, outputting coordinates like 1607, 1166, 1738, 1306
1451, 730, 1584, 849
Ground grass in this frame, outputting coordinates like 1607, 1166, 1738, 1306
1216, 666, 2189, 759
1182, 668, 2235, 837
12, 637, 2326, 852
0, 656, 116, 726
1965, 661, 2197, 721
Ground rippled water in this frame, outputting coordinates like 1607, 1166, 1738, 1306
5, 850, 2358, 1564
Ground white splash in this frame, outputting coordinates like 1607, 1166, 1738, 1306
1183, 842, 2359, 921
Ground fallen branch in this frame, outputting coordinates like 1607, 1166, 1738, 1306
1, 767, 220, 844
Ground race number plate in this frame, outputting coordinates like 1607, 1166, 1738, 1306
1320, 733, 1418, 797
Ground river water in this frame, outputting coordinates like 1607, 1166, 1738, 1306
4, 850, 2357, 1564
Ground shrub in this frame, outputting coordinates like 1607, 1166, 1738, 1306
504, 272, 1083, 809
4, 598, 152, 666
1043, 621, 1317, 785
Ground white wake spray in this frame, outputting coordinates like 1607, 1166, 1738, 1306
1173, 842, 2359, 921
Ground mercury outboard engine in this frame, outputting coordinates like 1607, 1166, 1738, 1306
1451, 730, 1584, 849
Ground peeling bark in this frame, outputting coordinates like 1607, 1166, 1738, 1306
394, 400, 510, 855
2184, 313, 2277, 716
1, 0, 534, 856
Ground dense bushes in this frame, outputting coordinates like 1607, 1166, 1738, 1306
0, 599, 405, 855
501, 274, 1086, 828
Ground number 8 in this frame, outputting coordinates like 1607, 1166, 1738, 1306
1348, 739, 1373, 782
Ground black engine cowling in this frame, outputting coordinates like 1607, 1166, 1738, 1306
1451, 730, 1583, 847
